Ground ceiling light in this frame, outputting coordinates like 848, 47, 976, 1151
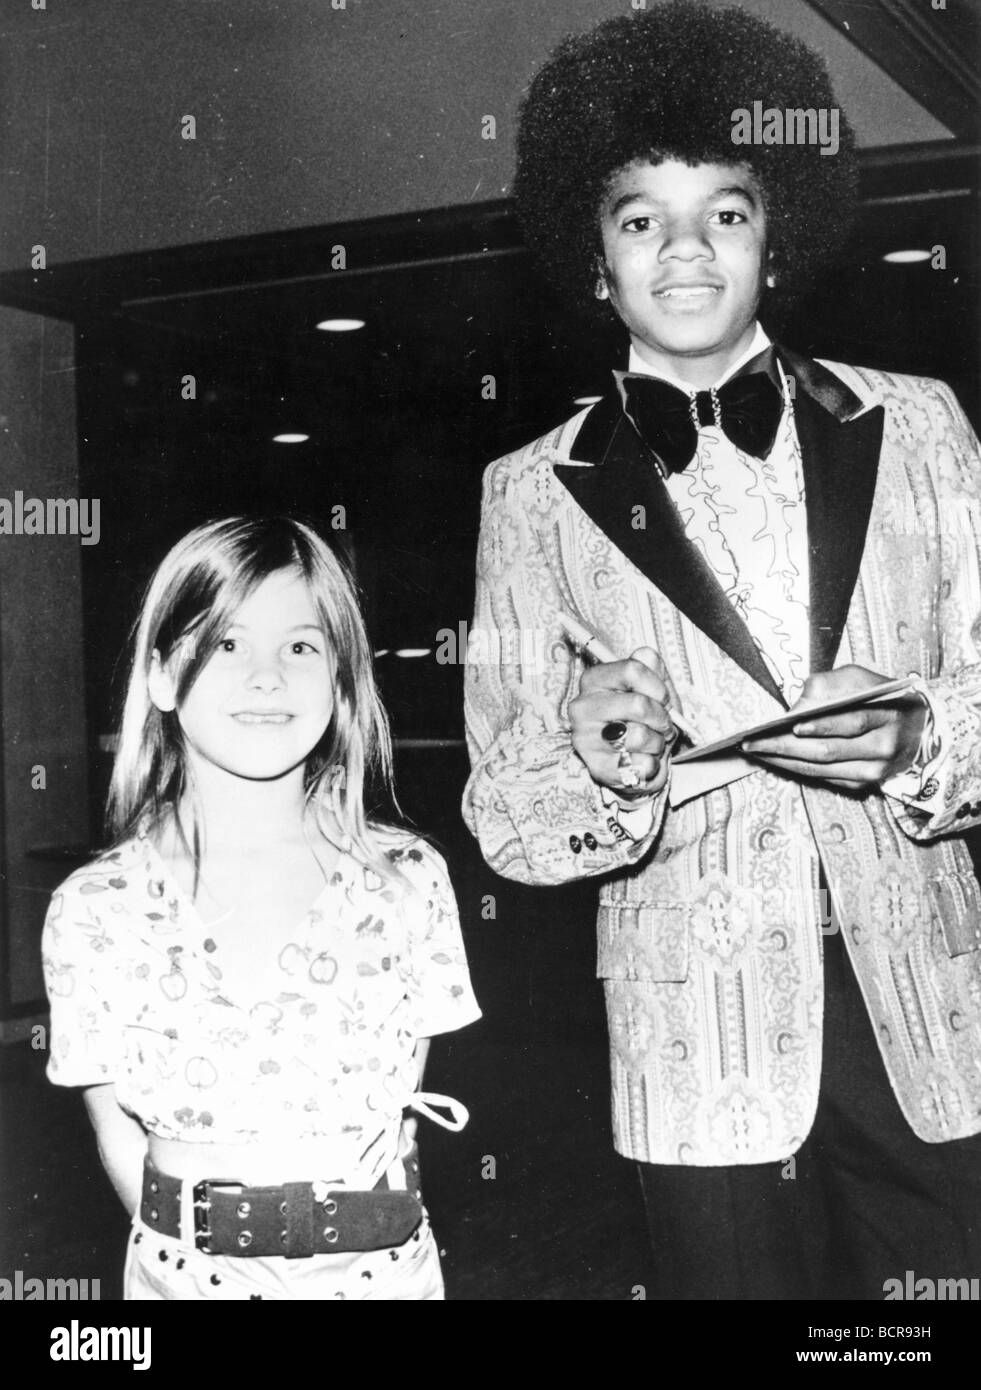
394, 648, 432, 658
272, 433, 309, 444
573, 395, 603, 406
316, 318, 366, 332
881, 250, 931, 265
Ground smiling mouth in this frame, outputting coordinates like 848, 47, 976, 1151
232, 712, 293, 725
653, 285, 723, 300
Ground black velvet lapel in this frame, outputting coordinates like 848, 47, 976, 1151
554, 345, 884, 703
555, 390, 787, 706
778, 348, 884, 673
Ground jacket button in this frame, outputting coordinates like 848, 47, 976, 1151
583, 833, 598, 850
569, 835, 582, 853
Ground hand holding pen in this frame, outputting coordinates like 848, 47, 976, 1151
559, 611, 689, 798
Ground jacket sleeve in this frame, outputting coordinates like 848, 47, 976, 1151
462, 451, 668, 885
881, 380, 981, 840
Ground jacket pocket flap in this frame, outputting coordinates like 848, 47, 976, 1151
597, 902, 689, 983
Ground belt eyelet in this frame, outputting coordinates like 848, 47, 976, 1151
237, 1231, 253, 1249
236, 1201, 252, 1219
322, 1198, 338, 1217
323, 1227, 339, 1244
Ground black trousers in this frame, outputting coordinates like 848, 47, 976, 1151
636, 927, 981, 1299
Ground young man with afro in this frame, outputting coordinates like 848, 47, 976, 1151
464, 2, 981, 1300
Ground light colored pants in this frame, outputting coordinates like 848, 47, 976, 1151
123, 1209, 444, 1301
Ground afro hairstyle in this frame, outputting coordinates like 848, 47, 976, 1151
512, 0, 859, 325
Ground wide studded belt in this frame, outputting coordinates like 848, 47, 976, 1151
140, 1149, 424, 1258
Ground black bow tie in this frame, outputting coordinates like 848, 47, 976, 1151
621, 369, 784, 474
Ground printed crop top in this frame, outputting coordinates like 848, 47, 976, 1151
42, 828, 481, 1181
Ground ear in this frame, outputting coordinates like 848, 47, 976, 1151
147, 649, 178, 713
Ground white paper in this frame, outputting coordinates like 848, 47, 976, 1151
668, 754, 759, 807
672, 677, 917, 764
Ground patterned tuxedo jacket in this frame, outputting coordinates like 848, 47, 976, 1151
463, 348, 981, 1166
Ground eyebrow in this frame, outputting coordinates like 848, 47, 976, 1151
606, 183, 759, 217
710, 184, 758, 206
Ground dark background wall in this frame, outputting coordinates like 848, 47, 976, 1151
0, 0, 953, 270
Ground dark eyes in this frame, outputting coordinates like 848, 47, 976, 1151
621, 208, 748, 232
216, 639, 318, 656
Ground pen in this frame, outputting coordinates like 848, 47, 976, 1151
556, 611, 700, 744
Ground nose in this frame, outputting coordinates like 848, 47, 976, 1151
246, 655, 286, 692
658, 216, 713, 262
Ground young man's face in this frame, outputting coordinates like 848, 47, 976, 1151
597, 159, 769, 386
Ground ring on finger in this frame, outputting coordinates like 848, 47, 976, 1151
601, 720, 628, 749
616, 748, 641, 789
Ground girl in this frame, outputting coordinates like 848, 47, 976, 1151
42, 516, 480, 1300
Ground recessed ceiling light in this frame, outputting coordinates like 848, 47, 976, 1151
394, 648, 432, 658
882, 249, 931, 265
273, 433, 309, 444
316, 318, 366, 332
573, 395, 603, 406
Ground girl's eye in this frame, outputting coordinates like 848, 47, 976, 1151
709, 209, 747, 226
623, 215, 654, 233
288, 640, 317, 656
218, 638, 239, 654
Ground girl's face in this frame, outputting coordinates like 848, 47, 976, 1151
151, 570, 334, 784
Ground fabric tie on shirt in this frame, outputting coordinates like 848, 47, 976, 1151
405, 1091, 470, 1131
622, 369, 784, 473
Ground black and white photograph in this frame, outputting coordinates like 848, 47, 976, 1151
0, 0, 979, 1352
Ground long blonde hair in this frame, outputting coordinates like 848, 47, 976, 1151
108, 516, 400, 876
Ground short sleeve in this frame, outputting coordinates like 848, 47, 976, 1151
42, 873, 125, 1088
393, 841, 481, 1039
